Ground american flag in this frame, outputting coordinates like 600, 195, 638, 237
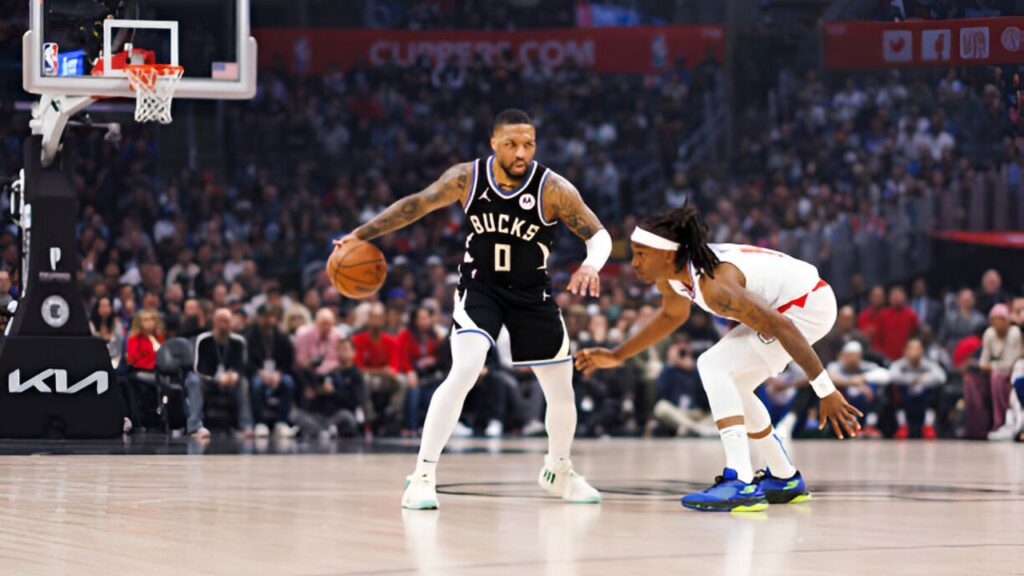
211, 62, 239, 80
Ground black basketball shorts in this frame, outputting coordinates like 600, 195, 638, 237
451, 278, 570, 366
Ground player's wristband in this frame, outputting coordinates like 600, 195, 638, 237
581, 229, 611, 271
810, 371, 837, 399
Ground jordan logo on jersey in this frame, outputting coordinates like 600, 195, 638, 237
478, 189, 492, 203
468, 213, 540, 241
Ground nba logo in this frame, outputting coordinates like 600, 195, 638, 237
43, 43, 59, 76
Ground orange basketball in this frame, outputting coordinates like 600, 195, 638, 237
327, 240, 387, 299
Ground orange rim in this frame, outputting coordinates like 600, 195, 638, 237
124, 64, 184, 91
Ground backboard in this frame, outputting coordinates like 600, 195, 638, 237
23, 0, 256, 99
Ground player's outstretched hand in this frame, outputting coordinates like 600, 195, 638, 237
568, 264, 601, 297
818, 390, 864, 440
333, 233, 358, 249
574, 347, 622, 377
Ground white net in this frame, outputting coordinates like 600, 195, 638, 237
124, 64, 184, 124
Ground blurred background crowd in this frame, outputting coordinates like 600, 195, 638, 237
1, 0, 1023, 442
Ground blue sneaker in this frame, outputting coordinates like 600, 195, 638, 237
680, 468, 768, 512
754, 469, 811, 504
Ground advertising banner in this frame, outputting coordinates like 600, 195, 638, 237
823, 17, 1024, 69
254, 25, 724, 74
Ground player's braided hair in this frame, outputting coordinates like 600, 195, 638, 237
643, 205, 720, 278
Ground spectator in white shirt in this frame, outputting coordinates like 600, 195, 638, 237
978, 304, 1023, 440
889, 337, 947, 440
827, 341, 891, 438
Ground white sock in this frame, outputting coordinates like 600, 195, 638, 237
752, 430, 797, 479
866, 413, 878, 427
896, 409, 907, 427
544, 454, 569, 469
750, 442, 768, 472
924, 409, 936, 427
414, 460, 437, 480
719, 425, 754, 483
532, 361, 577, 461
413, 334, 490, 479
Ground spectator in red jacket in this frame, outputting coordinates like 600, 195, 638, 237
394, 305, 444, 431
126, 308, 164, 371
123, 308, 165, 432
351, 302, 406, 434
877, 286, 919, 361
394, 306, 443, 383
858, 285, 886, 352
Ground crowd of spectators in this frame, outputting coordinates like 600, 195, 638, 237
875, 0, 1012, 21
1, 7, 1023, 441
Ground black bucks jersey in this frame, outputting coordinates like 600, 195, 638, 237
459, 156, 557, 289
451, 156, 571, 367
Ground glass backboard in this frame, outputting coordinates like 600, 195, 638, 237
23, 0, 256, 99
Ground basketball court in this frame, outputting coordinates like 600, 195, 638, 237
1, 438, 1021, 575
4, 2, 1024, 575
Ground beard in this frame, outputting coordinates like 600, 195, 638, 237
499, 157, 529, 178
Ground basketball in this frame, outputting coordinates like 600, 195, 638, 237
327, 240, 387, 299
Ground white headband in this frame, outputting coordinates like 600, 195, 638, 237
631, 227, 680, 251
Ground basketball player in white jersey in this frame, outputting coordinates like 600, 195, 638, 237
335, 109, 612, 509
576, 206, 863, 511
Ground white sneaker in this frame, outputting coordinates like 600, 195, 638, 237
402, 474, 439, 510
274, 422, 299, 438
485, 419, 503, 438
537, 457, 601, 504
122, 417, 133, 435
522, 420, 546, 436
254, 423, 270, 438
988, 415, 1020, 441
452, 421, 473, 438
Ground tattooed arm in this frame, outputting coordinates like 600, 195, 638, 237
542, 172, 608, 296
335, 162, 471, 245
542, 172, 603, 241
701, 263, 823, 379
700, 263, 863, 438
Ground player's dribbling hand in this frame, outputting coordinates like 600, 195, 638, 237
574, 347, 622, 378
818, 390, 864, 440
568, 264, 601, 297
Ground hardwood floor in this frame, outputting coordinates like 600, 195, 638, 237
1, 437, 1021, 575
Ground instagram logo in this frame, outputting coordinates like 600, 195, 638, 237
42, 42, 59, 76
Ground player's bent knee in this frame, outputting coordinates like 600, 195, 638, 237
695, 347, 724, 378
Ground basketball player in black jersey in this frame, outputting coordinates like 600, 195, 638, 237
335, 109, 612, 509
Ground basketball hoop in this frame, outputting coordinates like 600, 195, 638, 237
124, 63, 184, 124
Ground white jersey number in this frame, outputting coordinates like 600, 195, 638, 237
495, 243, 511, 272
